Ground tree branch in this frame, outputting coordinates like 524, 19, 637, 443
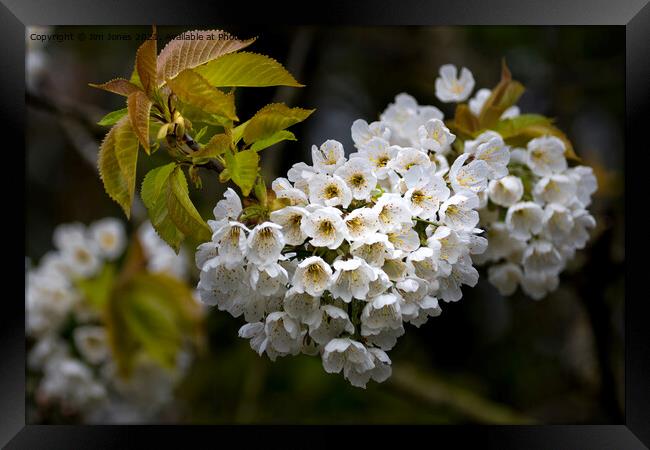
388, 364, 537, 424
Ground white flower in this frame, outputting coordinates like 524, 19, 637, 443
211, 187, 243, 227
488, 176, 524, 207
89, 218, 126, 260
264, 312, 303, 355
246, 222, 285, 267
418, 118, 455, 153
505, 202, 544, 240
351, 119, 391, 148
73, 326, 109, 365
542, 203, 574, 243
321, 338, 374, 384
39, 357, 107, 412
439, 192, 480, 231
344, 347, 392, 388
309, 306, 354, 345
568, 166, 598, 207
567, 208, 596, 249
449, 153, 489, 194
407, 246, 440, 280
335, 158, 377, 200
435, 64, 475, 102
404, 173, 450, 220
344, 207, 380, 241
301, 206, 347, 249
330, 257, 378, 302
437, 255, 479, 302
198, 257, 248, 315
428, 226, 464, 266
367, 267, 392, 297
287, 161, 317, 184
387, 226, 421, 256
364, 326, 405, 350
195, 241, 218, 268
212, 221, 249, 268
479, 222, 527, 262
53, 223, 101, 278
379, 93, 419, 132
271, 177, 308, 205
522, 240, 563, 275
526, 136, 567, 176
382, 257, 409, 281
532, 174, 577, 206
309, 174, 353, 208
361, 293, 403, 334
53, 222, 86, 252
312, 139, 346, 174
389, 146, 433, 188
350, 233, 395, 267
487, 263, 523, 296
468, 88, 492, 116
249, 262, 289, 297
292, 256, 332, 296
472, 134, 510, 179
238, 322, 270, 356
352, 137, 398, 180
283, 287, 321, 325
270, 206, 309, 246
373, 193, 413, 233
520, 271, 559, 300
395, 277, 431, 320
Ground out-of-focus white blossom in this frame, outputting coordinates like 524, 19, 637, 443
27, 219, 195, 422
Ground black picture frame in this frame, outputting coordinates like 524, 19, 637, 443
5, 0, 648, 447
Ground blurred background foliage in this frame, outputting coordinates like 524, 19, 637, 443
26, 25, 624, 424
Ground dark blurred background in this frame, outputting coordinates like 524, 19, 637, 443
26, 26, 625, 424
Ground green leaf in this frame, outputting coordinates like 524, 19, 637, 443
141, 163, 184, 252
250, 130, 296, 151
97, 108, 128, 127
75, 264, 116, 311
253, 176, 267, 206
188, 166, 202, 189
140, 164, 211, 252
446, 104, 479, 140
196, 52, 304, 88
166, 166, 212, 242
106, 272, 202, 376
491, 114, 552, 138
191, 133, 231, 163
135, 26, 157, 95
98, 116, 139, 218
496, 117, 580, 161
127, 90, 152, 153
478, 60, 525, 128
194, 126, 209, 144
89, 78, 141, 97
243, 103, 314, 144
225, 149, 259, 196
176, 99, 234, 128
157, 30, 256, 85
231, 120, 249, 145
166, 69, 237, 120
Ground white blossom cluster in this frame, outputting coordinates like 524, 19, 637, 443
26, 219, 192, 423
472, 136, 597, 299
196, 79, 514, 387
433, 65, 598, 299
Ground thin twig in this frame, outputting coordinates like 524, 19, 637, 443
388, 364, 537, 424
